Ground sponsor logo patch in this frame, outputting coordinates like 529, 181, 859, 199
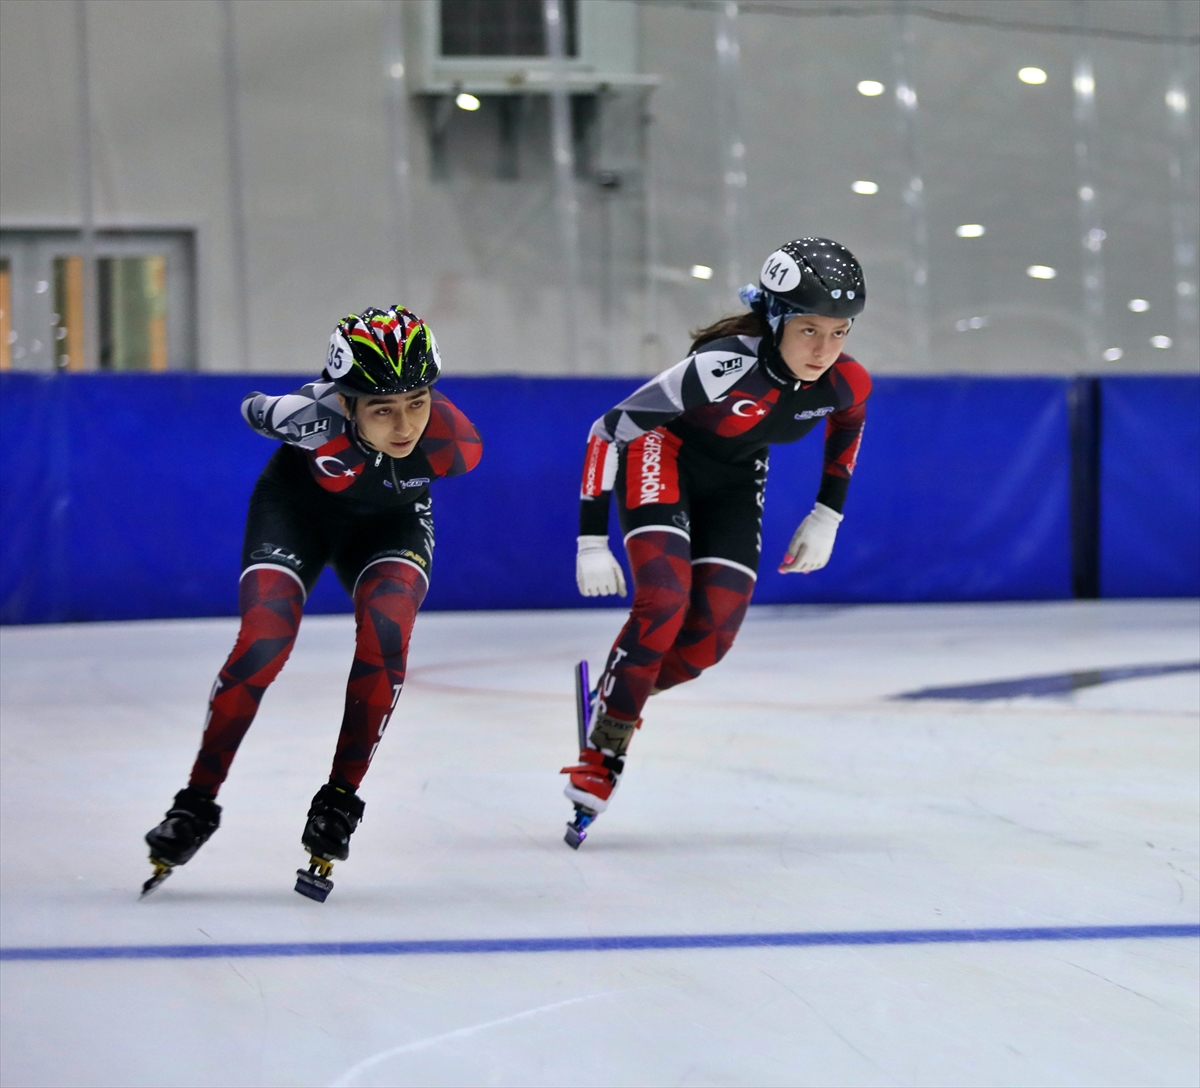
625, 428, 680, 508
795, 406, 836, 420
297, 417, 330, 440
581, 435, 608, 498
250, 544, 304, 570
710, 356, 745, 379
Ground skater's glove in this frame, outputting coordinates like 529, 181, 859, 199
778, 503, 843, 574
576, 536, 627, 597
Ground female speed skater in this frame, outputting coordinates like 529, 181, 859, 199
143, 306, 481, 900
560, 238, 871, 846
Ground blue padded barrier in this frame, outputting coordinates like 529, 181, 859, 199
751, 377, 1072, 603
1099, 376, 1200, 598
0, 372, 1091, 623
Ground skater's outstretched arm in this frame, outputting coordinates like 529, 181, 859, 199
815, 357, 871, 514
780, 357, 871, 574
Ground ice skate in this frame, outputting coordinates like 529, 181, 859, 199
142, 787, 221, 896
561, 660, 601, 848
560, 662, 638, 847
294, 782, 364, 902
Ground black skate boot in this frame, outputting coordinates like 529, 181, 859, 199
294, 782, 365, 902
142, 787, 221, 896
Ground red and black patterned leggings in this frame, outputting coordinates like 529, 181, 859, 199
596, 435, 763, 723
595, 530, 755, 722
188, 560, 425, 796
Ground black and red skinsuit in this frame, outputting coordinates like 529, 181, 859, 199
188, 381, 481, 796
580, 333, 870, 722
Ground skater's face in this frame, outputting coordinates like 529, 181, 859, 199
778, 314, 851, 382
340, 387, 432, 458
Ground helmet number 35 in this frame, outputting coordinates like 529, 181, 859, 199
326, 331, 356, 378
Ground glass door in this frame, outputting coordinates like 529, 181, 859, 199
0, 230, 195, 372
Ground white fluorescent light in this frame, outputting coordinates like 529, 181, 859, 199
857, 80, 885, 97
690, 264, 714, 280
455, 92, 481, 111
956, 224, 985, 238
1102, 347, 1123, 362
1127, 298, 1150, 312
1026, 265, 1056, 280
851, 180, 879, 195
389, 62, 405, 79
1166, 89, 1188, 114
1150, 335, 1173, 349
1018, 67, 1047, 85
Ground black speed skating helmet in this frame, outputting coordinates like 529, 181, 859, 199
756, 237, 865, 321
323, 305, 441, 395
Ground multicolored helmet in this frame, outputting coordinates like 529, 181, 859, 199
740, 238, 866, 332
323, 306, 441, 395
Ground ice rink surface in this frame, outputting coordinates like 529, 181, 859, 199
1, 600, 1197, 1088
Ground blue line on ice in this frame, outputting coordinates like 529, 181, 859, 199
2, 924, 1196, 962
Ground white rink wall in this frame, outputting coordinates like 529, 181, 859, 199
1, 0, 1198, 377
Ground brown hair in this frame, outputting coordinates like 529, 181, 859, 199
687, 310, 769, 355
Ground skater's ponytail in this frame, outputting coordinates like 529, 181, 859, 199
687, 310, 769, 355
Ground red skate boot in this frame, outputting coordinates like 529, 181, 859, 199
560, 709, 639, 848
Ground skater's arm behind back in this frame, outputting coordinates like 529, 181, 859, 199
240, 381, 349, 450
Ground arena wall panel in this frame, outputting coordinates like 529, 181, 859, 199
1099, 376, 1200, 598
2, 373, 1193, 624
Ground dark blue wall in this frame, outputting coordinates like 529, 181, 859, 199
1099, 376, 1200, 598
1, 372, 1195, 624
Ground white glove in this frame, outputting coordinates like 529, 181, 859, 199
778, 503, 843, 574
576, 536, 627, 597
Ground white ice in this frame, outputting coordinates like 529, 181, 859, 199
1, 600, 1197, 1087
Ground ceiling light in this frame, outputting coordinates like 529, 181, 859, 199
1165, 89, 1187, 114
1179, 281, 1195, 296
690, 264, 714, 280
1102, 347, 1123, 362
1150, 335, 1173, 349
1026, 265, 1056, 280
1018, 67, 1047, 85
1073, 73, 1095, 98
857, 80, 885, 96
851, 180, 879, 195
389, 62, 405, 79
455, 92, 481, 111
956, 224, 985, 238
1128, 298, 1150, 312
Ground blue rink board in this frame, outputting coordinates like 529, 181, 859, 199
0, 371, 1190, 623
1100, 376, 1200, 598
